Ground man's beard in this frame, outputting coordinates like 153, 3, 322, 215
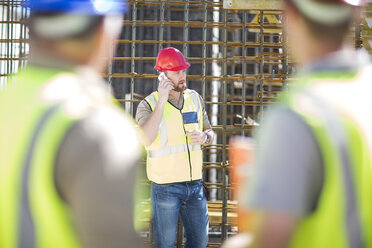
173, 81, 186, 92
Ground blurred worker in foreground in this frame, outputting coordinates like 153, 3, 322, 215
223, 0, 372, 247
0, 0, 147, 247
135, 47, 215, 248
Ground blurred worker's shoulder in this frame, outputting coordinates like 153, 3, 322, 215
259, 106, 302, 128
50, 67, 142, 171
255, 106, 315, 149
84, 105, 141, 162
56, 103, 142, 180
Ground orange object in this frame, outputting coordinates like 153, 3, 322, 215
229, 136, 255, 232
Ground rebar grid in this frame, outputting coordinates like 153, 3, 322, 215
1, 1, 369, 246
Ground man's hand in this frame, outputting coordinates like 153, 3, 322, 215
158, 72, 173, 102
185, 130, 207, 145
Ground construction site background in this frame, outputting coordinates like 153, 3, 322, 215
1, 0, 372, 247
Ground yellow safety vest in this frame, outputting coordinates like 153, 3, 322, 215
0, 66, 82, 248
283, 66, 372, 248
145, 89, 204, 184
0, 65, 137, 247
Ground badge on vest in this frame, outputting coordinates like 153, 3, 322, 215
182, 112, 198, 124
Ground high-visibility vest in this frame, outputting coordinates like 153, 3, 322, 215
145, 89, 204, 184
0, 66, 115, 248
282, 66, 372, 248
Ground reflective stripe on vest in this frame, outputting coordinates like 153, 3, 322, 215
148, 143, 201, 158
0, 67, 82, 248
285, 68, 372, 248
20, 104, 61, 248
304, 92, 363, 248
146, 94, 169, 149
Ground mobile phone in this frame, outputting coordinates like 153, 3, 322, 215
158, 72, 168, 81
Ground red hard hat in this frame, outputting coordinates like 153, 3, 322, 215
154, 47, 191, 71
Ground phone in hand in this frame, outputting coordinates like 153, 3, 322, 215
158, 72, 169, 81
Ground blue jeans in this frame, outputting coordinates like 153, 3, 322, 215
151, 180, 209, 248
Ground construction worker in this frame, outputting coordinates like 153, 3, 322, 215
135, 47, 215, 248
0, 0, 147, 247
222, 0, 372, 248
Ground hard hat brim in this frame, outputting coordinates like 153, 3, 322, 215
154, 62, 191, 71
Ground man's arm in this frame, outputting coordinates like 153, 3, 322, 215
220, 212, 298, 248
55, 107, 148, 248
248, 212, 298, 248
202, 128, 215, 145
200, 94, 215, 145
137, 76, 173, 146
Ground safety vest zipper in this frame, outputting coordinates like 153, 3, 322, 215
180, 109, 193, 181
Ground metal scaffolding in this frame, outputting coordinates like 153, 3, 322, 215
0, 0, 28, 90
113, 2, 287, 246
1, 0, 370, 247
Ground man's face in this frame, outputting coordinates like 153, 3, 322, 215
165, 69, 187, 92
